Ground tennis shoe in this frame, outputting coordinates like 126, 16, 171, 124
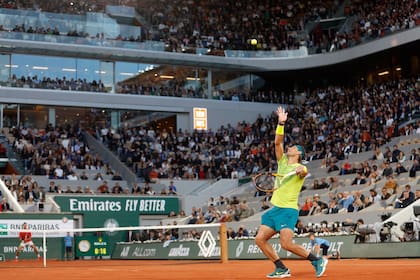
312, 258, 328, 277
266, 268, 291, 278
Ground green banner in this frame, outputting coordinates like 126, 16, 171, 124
53, 195, 180, 254
0, 238, 63, 260
53, 195, 179, 228
112, 235, 420, 260
54, 196, 179, 216
75, 236, 109, 257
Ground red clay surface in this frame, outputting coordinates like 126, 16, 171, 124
1, 258, 419, 279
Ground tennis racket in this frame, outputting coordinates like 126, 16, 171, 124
253, 171, 296, 193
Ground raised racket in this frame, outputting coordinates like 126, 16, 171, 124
253, 171, 296, 193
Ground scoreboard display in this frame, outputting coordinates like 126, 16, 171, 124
75, 236, 109, 258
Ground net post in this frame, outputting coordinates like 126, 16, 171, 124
219, 223, 228, 263
42, 231, 47, 268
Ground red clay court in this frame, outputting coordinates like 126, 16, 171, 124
1, 258, 419, 279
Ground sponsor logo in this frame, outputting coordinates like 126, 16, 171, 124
3, 246, 44, 253
0, 224, 7, 236
132, 247, 157, 257
168, 245, 190, 257
120, 246, 130, 257
198, 246, 220, 257
69, 198, 167, 212
236, 242, 244, 258
104, 219, 119, 236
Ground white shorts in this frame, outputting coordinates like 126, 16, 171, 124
19, 240, 35, 247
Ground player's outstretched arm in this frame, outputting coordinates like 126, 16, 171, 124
275, 106, 288, 161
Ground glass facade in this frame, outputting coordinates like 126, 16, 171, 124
0, 53, 156, 91
1, 103, 176, 133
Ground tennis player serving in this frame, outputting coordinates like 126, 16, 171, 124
15, 222, 41, 261
255, 106, 328, 278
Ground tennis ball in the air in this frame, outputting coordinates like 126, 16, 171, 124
250, 38, 257, 45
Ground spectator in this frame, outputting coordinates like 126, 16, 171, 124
111, 172, 123, 181
325, 200, 339, 214
308, 201, 322, 216
347, 197, 365, 213
0, 197, 12, 212
67, 171, 78, 180
394, 185, 415, 208
383, 176, 398, 194
226, 227, 236, 239
328, 177, 339, 191
351, 219, 367, 243
313, 194, 328, 210
351, 173, 367, 185
368, 189, 381, 205
409, 159, 419, 178
380, 187, 391, 200
93, 173, 104, 180
395, 162, 408, 175
327, 162, 339, 173
48, 181, 57, 193
409, 148, 419, 161
338, 191, 354, 212
145, 184, 156, 195
131, 182, 142, 194
84, 186, 95, 194
397, 151, 407, 163
415, 189, 420, 201
237, 201, 253, 221
97, 181, 109, 194
294, 220, 307, 235
79, 171, 89, 180
367, 165, 381, 185
299, 197, 313, 216
383, 147, 392, 162
318, 178, 329, 189
167, 181, 177, 195
64, 186, 74, 193
260, 200, 271, 211
372, 147, 384, 161
111, 182, 124, 194
391, 145, 402, 163
340, 161, 353, 175
236, 225, 250, 238
382, 162, 394, 178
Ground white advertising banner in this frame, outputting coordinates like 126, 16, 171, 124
0, 219, 74, 237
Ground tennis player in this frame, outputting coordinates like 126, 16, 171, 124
15, 222, 41, 261
255, 106, 328, 278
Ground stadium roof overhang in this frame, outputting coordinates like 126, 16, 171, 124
0, 26, 419, 72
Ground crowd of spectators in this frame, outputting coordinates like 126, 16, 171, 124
1, 75, 418, 228
139, 0, 420, 54
9, 124, 101, 177
299, 181, 418, 218
0, 0, 418, 55
0, 0, 419, 244
99, 76, 420, 184
3, 74, 107, 92
0, 0, 108, 15
317, 0, 420, 53
138, 0, 338, 52
115, 80, 294, 104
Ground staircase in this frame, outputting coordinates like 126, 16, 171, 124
0, 130, 26, 175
